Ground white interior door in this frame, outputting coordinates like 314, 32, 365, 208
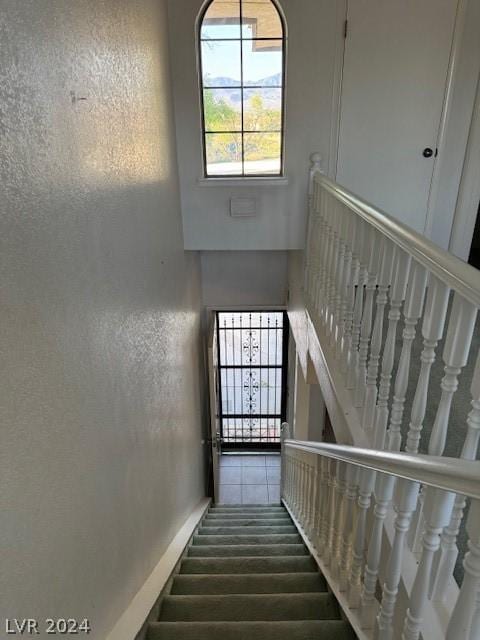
336, 0, 458, 233
207, 312, 221, 503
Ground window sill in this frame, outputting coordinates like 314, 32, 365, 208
197, 176, 289, 187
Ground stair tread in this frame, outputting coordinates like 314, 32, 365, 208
205, 511, 290, 520
208, 504, 287, 513
171, 573, 327, 594
159, 592, 340, 622
198, 526, 297, 535
180, 556, 318, 574
212, 504, 282, 508
188, 544, 308, 557
147, 620, 356, 640
202, 519, 291, 527
193, 534, 302, 545
146, 502, 354, 638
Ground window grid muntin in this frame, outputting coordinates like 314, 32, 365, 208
199, 0, 285, 178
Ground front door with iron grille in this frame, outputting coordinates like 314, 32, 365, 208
217, 311, 288, 450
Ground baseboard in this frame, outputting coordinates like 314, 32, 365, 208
105, 497, 211, 640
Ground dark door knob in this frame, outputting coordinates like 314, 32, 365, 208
423, 147, 433, 158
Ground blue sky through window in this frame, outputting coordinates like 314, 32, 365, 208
200, 1, 284, 176
202, 40, 282, 84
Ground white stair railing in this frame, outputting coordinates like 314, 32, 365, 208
281, 437, 480, 640
297, 154, 480, 639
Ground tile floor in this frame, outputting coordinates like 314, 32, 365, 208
218, 454, 281, 505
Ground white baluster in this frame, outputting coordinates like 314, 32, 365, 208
360, 473, 395, 629
429, 294, 478, 457
363, 237, 395, 434
449, 534, 480, 640
331, 462, 348, 580
340, 464, 359, 592
342, 213, 357, 376
314, 189, 326, 317
387, 262, 428, 452
468, 586, 480, 640
336, 205, 352, 361
401, 487, 456, 640
323, 197, 336, 327
411, 295, 477, 556
286, 455, 293, 505
348, 465, 374, 607
304, 458, 310, 528
316, 456, 330, 557
324, 460, 338, 567
309, 459, 317, 537
309, 191, 320, 308
432, 350, 480, 601
304, 216, 313, 299
355, 227, 381, 408
280, 422, 290, 499
300, 458, 308, 525
375, 478, 419, 640
374, 248, 411, 451
330, 202, 346, 349
407, 277, 450, 551
328, 203, 342, 336
293, 456, 300, 515
306, 156, 321, 300
405, 277, 450, 455
347, 219, 366, 390
315, 191, 327, 320
312, 455, 323, 551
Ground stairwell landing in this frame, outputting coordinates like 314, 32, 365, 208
146, 504, 356, 639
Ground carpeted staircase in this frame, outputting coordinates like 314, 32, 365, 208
147, 504, 356, 640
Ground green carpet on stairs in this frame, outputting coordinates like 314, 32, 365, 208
147, 504, 356, 640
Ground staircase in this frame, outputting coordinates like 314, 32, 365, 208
147, 504, 356, 639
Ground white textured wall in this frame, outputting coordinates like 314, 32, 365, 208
168, 0, 337, 250
0, 1, 205, 637
200, 251, 288, 308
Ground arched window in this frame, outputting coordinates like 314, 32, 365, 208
198, 0, 286, 177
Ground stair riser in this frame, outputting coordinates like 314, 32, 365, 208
188, 544, 308, 557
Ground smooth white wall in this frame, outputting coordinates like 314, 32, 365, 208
200, 251, 288, 308
167, 0, 337, 250
1, 1, 205, 637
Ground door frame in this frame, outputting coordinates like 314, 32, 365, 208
208, 306, 289, 451
330, 0, 480, 248
449, 74, 480, 260
207, 310, 220, 504
424, 0, 480, 246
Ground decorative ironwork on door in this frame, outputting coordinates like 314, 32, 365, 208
217, 311, 288, 448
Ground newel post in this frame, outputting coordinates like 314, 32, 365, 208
280, 421, 291, 501
305, 153, 323, 296
308, 152, 323, 197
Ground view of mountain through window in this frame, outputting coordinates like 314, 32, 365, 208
199, 0, 285, 177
